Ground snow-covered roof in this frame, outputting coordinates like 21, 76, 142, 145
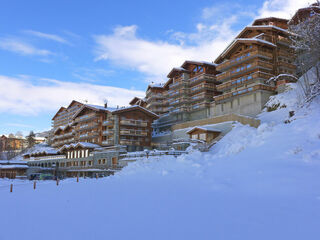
182, 60, 218, 68
236, 38, 276, 47
59, 142, 100, 151
112, 105, 159, 118
85, 104, 117, 112
22, 144, 58, 157
0, 164, 28, 169
215, 35, 276, 63
186, 126, 222, 134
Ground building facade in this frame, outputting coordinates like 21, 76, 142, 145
211, 17, 296, 117
151, 61, 221, 133
51, 102, 158, 152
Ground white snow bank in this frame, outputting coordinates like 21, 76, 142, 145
1, 83, 320, 240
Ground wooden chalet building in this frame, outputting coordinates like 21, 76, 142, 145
289, 2, 320, 25
0, 135, 26, 152
145, 85, 169, 115
102, 105, 158, 151
51, 101, 158, 152
151, 61, 220, 133
211, 17, 297, 117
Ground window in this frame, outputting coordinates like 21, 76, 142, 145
191, 134, 197, 139
199, 133, 206, 141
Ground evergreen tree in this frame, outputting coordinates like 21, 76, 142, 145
27, 131, 36, 148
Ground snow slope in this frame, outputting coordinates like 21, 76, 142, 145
0, 83, 320, 240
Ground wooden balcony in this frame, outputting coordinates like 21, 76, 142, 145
102, 130, 114, 136
216, 50, 273, 72
188, 73, 217, 86
76, 122, 98, 131
216, 72, 273, 91
190, 83, 217, 95
120, 129, 148, 136
102, 140, 114, 146
74, 113, 97, 123
119, 140, 142, 146
216, 60, 274, 82
102, 119, 114, 126
120, 119, 148, 127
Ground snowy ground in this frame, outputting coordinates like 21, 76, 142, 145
1, 83, 320, 240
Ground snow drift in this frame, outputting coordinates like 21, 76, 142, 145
1, 81, 320, 240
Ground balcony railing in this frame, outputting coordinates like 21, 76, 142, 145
120, 129, 148, 136
102, 130, 114, 136
76, 123, 98, 131
216, 72, 273, 91
78, 133, 98, 140
102, 140, 114, 146
188, 73, 218, 86
102, 120, 114, 126
216, 50, 273, 72
190, 84, 217, 94
119, 140, 142, 146
74, 114, 96, 123
216, 60, 274, 82
120, 119, 148, 127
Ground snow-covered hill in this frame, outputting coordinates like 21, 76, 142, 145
1, 81, 320, 240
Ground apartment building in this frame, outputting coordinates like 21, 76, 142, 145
145, 85, 168, 115
102, 105, 158, 152
0, 135, 26, 151
51, 100, 84, 129
211, 17, 296, 117
289, 2, 320, 25
51, 101, 158, 152
151, 61, 220, 133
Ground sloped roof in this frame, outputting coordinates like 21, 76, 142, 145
215, 36, 276, 64
72, 104, 116, 119
59, 142, 100, 151
52, 107, 67, 120
112, 105, 159, 119
167, 67, 190, 78
181, 60, 218, 69
186, 126, 222, 134
252, 17, 289, 26
236, 25, 289, 39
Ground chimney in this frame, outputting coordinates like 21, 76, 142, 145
104, 102, 108, 108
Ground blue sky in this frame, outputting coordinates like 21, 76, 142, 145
0, 0, 309, 135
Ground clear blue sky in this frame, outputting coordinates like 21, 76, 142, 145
0, 0, 307, 135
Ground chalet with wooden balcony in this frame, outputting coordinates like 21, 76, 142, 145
152, 61, 220, 134
289, 2, 320, 25
108, 106, 158, 152
211, 17, 297, 117
145, 84, 169, 115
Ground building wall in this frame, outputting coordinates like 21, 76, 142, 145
210, 91, 274, 117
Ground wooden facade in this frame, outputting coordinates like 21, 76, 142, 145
0, 135, 26, 151
187, 127, 221, 143
103, 106, 158, 151
145, 85, 169, 115
51, 101, 158, 151
214, 17, 296, 104
289, 3, 320, 25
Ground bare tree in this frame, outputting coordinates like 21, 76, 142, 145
289, 4, 320, 102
